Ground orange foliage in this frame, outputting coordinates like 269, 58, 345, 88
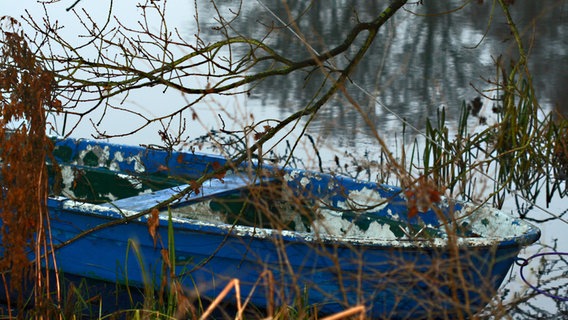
147, 208, 160, 247
0, 23, 61, 312
404, 176, 443, 219
189, 180, 201, 195
211, 161, 227, 181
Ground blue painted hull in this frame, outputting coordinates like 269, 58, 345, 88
5, 138, 541, 318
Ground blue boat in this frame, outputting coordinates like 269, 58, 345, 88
4, 137, 540, 318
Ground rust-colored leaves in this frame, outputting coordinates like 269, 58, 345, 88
189, 180, 201, 195
404, 176, 442, 219
147, 208, 160, 247
254, 125, 272, 141
0, 28, 56, 306
211, 161, 226, 181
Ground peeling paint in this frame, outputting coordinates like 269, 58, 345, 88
59, 165, 76, 197
130, 190, 535, 248
61, 180, 534, 247
336, 187, 389, 212
77, 145, 111, 167
313, 209, 398, 240
114, 151, 124, 162
284, 170, 300, 181
128, 152, 146, 173
50, 138, 539, 250
61, 192, 538, 248
454, 204, 532, 239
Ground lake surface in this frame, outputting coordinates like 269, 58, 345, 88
4, 0, 568, 316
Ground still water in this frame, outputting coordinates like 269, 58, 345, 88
191, 7, 568, 310
4, 0, 568, 316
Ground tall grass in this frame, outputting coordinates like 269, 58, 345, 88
27, 85, 562, 319
1, 2, 567, 318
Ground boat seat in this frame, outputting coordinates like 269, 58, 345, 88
101, 174, 266, 212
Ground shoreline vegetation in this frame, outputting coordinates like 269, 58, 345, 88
1, 0, 567, 318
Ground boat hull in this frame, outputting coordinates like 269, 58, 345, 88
48, 205, 525, 318
1, 138, 540, 318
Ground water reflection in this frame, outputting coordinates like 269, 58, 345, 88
194, 4, 568, 315
196, 0, 568, 142
2, 0, 566, 315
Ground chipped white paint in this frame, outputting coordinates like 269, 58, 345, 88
63, 195, 537, 249
102, 193, 118, 201
128, 152, 146, 173
337, 187, 389, 212
284, 169, 323, 184
59, 165, 76, 197
454, 203, 532, 239
386, 209, 400, 222
77, 145, 111, 167
59, 181, 535, 248
63, 200, 114, 214
114, 151, 124, 162
314, 208, 398, 240
117, 173, 145, 190
53, 146, 537, 249
283, 170, 300, 181
109, 162, 120, 172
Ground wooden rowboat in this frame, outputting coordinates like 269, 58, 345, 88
3, 137, 540, 318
